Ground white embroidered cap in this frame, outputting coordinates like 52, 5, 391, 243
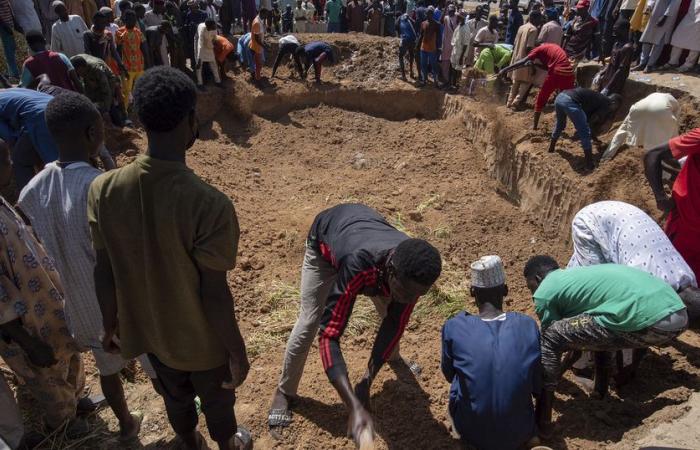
470, 255, 506, 288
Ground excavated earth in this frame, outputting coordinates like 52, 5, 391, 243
5, 34, 700, 449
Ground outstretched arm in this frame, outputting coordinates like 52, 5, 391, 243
644, 143, 676, 212
498, 56, 531, 76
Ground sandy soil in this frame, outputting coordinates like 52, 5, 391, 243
3, 33, 700, 450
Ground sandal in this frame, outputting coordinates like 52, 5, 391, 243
233, 426, 253, 450
268, 408, 293, 428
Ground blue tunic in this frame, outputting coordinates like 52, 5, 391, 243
441, 312, 542, 450
0, 89, 59, 163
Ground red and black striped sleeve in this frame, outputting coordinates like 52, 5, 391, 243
368, 300, 414, 375
318, 256, 378, 381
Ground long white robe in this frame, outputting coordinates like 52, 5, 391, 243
670, 0, 700, 50
450, 22, 469, 69
640, 0, 682, 45
602, 92, 679, 161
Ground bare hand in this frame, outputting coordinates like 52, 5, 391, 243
25, 339, 58, 368
101, 328, 121, 354
656, 195, 675, 213
224, 351, 250, 389
354, 378, 371, 410
348, 405, 373, 446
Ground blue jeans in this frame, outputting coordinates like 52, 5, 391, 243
327, 21, 340, 33
0, 26, 19, 77
552, 93, 592, 156
420, 50, 438, 83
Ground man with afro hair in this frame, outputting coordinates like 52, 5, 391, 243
268, 203, 442, 446
87, 67, 252, 450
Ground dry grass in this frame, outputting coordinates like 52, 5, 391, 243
416, 194, 442, 213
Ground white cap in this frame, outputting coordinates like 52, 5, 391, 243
470, 255, 506, 288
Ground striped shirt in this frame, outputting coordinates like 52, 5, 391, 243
309, 204, 414, 381
18, 161, 104, 345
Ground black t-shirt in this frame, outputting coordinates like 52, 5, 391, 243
564, 87, 612, 119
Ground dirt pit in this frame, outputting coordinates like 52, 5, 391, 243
5, 34, 700, 450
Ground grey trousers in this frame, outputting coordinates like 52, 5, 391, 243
541, 311, 687, 390
277, 245, 389, 396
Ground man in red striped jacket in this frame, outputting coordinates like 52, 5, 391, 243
268, 203, 442, 443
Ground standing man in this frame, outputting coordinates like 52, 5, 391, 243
116, 9, 149, 104
250, 8, 269, 82
547, 88, 622, 171
644, 127, 700, 279
20, 30, 83, 91
396, 10, 417, 80
18, 91, 150, 443
473, 14, 500, 60
442, 255, 542, 450
538, 8, 563, 45
447, 10, 468, 89
195, 18, 222, 89
439, 4, 458, 85
562, 0, 598, 65
633, 0, 681, 72
506, 9, 542, 109
294, 0, 307, 32
417, 5, 440, 86
660, 0, 700, 73
325, 0, 341, 32
499, 43, 576, 130
50, 0, 89, 57
0, 0, 20, 82
88, 67, 252, 450
182, 0, 208, 70
523, 256, 687, 433
267, 204, 441, 444
0, 138, 87, 439
504, 0, 522, 46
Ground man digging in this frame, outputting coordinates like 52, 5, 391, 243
267, 203, 442, 445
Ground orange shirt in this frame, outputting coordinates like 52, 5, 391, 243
249, 17, 264, 54
420, 21, 439, 52
214, 36, 235, 63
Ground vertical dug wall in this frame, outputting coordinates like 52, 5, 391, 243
442, 93, 656, 239
215, 78, 669, 239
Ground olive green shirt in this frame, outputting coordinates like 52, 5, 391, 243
88, 155, 239, 371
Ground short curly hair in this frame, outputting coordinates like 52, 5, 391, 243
45, 91, 100, 139
393, 239, 442, 285
133, 66, 197, 133
523, 255, 560, 279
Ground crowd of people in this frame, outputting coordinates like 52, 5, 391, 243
1, 0, 700, 448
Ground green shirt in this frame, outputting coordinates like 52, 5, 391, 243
88, 155, 239, 371
325, 0, 342, 23
534, 265, 685, 332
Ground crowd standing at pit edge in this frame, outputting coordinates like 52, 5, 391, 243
2, 0, 700, 448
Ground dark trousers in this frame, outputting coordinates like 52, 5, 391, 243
148, 354, 237, 444
540, 313, 685, 391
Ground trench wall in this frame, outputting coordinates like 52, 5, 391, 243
209, 72, 694, 238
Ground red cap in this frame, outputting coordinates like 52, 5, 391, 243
576, 0, 590, 8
